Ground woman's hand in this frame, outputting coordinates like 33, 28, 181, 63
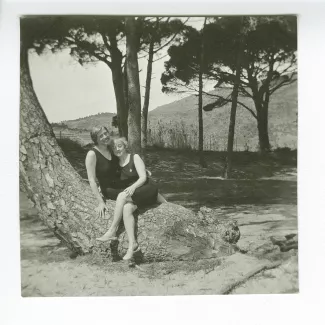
124, 185, 136, 197
95, 202, 107, 218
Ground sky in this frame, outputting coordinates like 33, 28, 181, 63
28, 17, 206, 123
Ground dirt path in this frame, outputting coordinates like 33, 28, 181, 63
20, 192, 298, 297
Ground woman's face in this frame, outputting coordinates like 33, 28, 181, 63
97, 128, 110, 145
113, 141, 126, 157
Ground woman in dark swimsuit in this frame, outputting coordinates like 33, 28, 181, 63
85, 126, 124, 220
86, 128, 166, 260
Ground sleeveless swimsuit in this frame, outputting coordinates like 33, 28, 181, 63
116, 154, 158, 207
90, 147, 120, 193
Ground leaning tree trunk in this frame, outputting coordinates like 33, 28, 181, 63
20, 44, 240, 263
19, 47, 105, 254
125, 17, 142, 154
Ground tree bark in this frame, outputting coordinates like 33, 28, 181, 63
198, 48, 205, 166
255, 100, 271, 153
224, 83, 240, 178
122, 64, 129, 132
20, 43, 241, 263
198, 19, 207, 168
106, 32, 128, 138
141, 17, 160, 154
125, 17, 142, 154
111, 64, 128, 138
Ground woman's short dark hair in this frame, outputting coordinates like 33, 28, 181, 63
90, 126, 110, 145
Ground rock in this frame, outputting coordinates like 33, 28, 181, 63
270, 235, 287, 244
69, 251, 79, 259
270, 234, 298, 252
95, 203, 241, 263
47, 202, 56, 210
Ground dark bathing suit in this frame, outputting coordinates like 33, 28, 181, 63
91, 147, 120, 191
91, 148, 158, 207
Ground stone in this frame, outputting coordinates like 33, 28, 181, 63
47, 202, 56, 210
102, 203, 243, 263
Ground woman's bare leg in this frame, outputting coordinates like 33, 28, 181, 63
97, 192, 131, 241
122, 202, 138, 260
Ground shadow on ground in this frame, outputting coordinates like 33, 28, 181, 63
158, 178, 296, 210
58, 139, 297, 210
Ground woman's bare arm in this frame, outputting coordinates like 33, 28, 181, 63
132, 154, 147, 188
85, 151, 104, 204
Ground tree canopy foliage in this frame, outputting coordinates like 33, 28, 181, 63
161, 16, 297, 152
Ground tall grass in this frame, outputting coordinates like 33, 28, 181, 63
147, 120, 233, 151
147, 120, 197, 150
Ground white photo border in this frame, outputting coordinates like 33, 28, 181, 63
1, 0, 324, 324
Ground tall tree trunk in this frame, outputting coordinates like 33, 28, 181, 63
256, 102, 271, 153
122, 64, 129, 129
253, 57, 273, 154
20, 42, 240, 263
111, 65, 128, 138
141, 37, 154, 153
125, 17, 142, 154
198, 62, 206, 167
141, 17, 160, 154
224, 42, 243, 178
198, 18, 207, 168
224, 18, 245, 179
224, 79, 240, 178
109, 34, 128, 138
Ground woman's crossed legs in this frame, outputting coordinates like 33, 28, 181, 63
96, 184, 167, 260
96, 191, 138, 260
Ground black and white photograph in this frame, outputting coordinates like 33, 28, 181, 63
18, 14, 299, 297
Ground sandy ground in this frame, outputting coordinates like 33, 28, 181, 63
20, 192, 298, 297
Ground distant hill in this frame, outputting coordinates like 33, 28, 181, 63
148, 80, 297, 151
55, 112, 116, 131
53, 80, 297, 151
